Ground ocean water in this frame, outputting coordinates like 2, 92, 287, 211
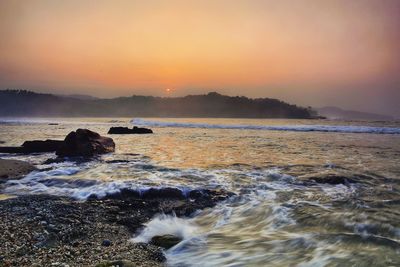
1, 117, 400, 266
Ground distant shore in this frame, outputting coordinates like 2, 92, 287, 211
0, 90, 316, 119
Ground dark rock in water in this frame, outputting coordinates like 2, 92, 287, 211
95, 188, 141, 200
0, 159, 36, 181
0, 146, 26, 153
142, 187, 185, 199
43, 158, 67, 164
188, 189, 204, 199
0, 139, 63, 154
309, 174, 355, 185
56, 129, 115, 157
43, 157, 93, 165
106, 159, 130, 163
101, 239, 112, 247
99, 188, 234, 207
0, 140, 5, 144
0, 129, 114, 157
22, 140, 64, 153
108, 126, 153, 134
150, 235, 182, 249
189, 189, 236, 202
133, 126, 153, 134
48, 123, 59, 125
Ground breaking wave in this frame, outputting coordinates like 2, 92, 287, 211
131, 118, 400, 134
131, 214, 198, 244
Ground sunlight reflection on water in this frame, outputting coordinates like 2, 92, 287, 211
1, 117, 400, 266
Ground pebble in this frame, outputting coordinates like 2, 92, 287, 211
101, 239, 112, 247
0, 189, 229, 266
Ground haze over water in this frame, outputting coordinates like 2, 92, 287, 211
1, 117, 400, 266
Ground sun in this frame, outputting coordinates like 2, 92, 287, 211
165, 88, 172, 93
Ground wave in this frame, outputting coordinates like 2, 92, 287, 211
131, 214, 198, 244
3, 167, 195, 200
131, 118, 400, 134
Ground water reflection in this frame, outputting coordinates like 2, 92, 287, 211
0, 117, 399, 266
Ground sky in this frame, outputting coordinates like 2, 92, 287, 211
0, 0, 399, 116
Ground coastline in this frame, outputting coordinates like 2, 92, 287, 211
0, 188, 232, 266
0, 154, 233, 266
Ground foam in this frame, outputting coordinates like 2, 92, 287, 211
131, 118, 400, 134
131, 214, 198, 244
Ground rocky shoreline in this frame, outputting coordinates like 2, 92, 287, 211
0, 128, 235, 266
0, 188, 233, 267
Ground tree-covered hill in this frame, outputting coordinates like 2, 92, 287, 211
0, 90, 316, 118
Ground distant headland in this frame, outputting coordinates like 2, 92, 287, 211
0, 90, 318, 119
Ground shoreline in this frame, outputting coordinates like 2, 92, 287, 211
0, 188, 233, 267
0, 155, 233, 266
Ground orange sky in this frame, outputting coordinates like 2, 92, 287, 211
0, 0, 399, 116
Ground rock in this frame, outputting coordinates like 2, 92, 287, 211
309, 174, 355, 185
22, 140, 64, 153
43, 158, 68, 164
188, 189, 206, 199
56, 129, 115, 157
150, 235, 182, 249
108, 126, 153, 134
43, 157, 93, 165
0, 159, 36, 181
0, 146, 26, 153
105, 159, 130, 163
0, 139, 63, 153
142, 188, 185, 199
101, 239, 112, 247
96, 188, 141, 200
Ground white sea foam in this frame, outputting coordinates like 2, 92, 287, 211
3, 162, 205, 200
131, 118, 400, 134
4, 173, 194, 200
131, 214, 198, 244
1, 157, 370, 266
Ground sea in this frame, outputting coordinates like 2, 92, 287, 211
0, 117, 400, 266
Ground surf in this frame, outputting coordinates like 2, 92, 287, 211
131, 118, 400, 134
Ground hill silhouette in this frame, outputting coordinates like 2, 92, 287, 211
0, 90, 316, 118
